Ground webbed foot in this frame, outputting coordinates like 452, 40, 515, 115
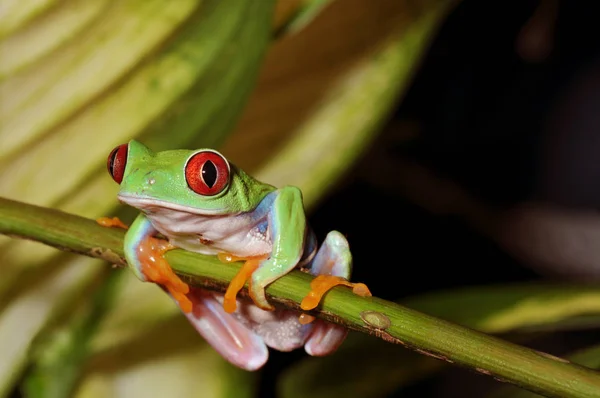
109, 213, 192, 313
302, 230, 371, 356
301, 275, 371, 311
301, 231, 371, 312
136, 235, 192, 312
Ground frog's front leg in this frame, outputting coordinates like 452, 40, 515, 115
221, 186, 306, 313
124, 213, 192, 312
247, 186, 307, 311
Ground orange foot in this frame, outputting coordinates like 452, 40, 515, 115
97, 216, 192, 313
218, 253, 268, 313
301, 275, 372, 312
136, 236, 192, 313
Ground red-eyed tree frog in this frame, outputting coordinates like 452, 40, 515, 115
98, 140, 371, 370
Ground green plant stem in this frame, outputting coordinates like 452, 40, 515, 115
1, 196, 600, 398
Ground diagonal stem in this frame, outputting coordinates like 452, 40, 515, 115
1, 196, 600, 398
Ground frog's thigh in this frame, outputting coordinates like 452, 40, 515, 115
304, 230, 351, 356
308, 230, 352, 279
184, 287, 268, 371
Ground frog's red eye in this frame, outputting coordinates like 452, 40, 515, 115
107, 143, 128, 184
185, 150, 230, 196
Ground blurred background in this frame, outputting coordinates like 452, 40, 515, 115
1, 0, 600, 397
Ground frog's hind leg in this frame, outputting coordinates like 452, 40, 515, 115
182, 287, 269, 371
303, 230, 352, 356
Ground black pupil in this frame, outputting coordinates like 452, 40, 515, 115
202, 160, 217, 188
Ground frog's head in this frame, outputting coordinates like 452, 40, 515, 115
106, 140, 273, 215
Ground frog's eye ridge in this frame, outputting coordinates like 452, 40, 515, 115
107, 143, 128, 184
185, 150, 230, 196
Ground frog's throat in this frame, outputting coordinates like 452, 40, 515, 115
117, 194, 233, 216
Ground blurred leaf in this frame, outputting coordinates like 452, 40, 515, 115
0, 0, 201, 160
272, 0, 303, 32
224, 0, 455, 208
275, 0, 334, 36
23, 270, 119, 398
0, 0, 61, 39
0, 257, 104, 397
87, 273, 180, 355
74, 316, 256, 398
405, 283, 600, 334
0, 0, 272, 208
0, 1, 275, 396
0, 0, 110, 79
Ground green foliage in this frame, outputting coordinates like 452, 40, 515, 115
3, 1, 599, 398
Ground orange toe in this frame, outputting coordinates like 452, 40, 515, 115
218, 253, 267, 313
298, 313, 316, 325
300, 275, 372, 311
97, 216, 129, 229
352, 283, 372, 297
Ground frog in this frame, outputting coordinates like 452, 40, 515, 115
98, 140, 371, 370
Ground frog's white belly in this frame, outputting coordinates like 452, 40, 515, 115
145, 207, 272, 258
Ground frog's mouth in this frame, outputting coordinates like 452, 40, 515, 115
117, 194, 230, 216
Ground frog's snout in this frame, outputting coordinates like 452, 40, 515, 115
118, 167, 176, 203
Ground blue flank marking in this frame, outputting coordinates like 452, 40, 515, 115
256, 220, 268, 235
251, 190, 278, 237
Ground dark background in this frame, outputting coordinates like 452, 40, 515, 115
261, 1, 600, 396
